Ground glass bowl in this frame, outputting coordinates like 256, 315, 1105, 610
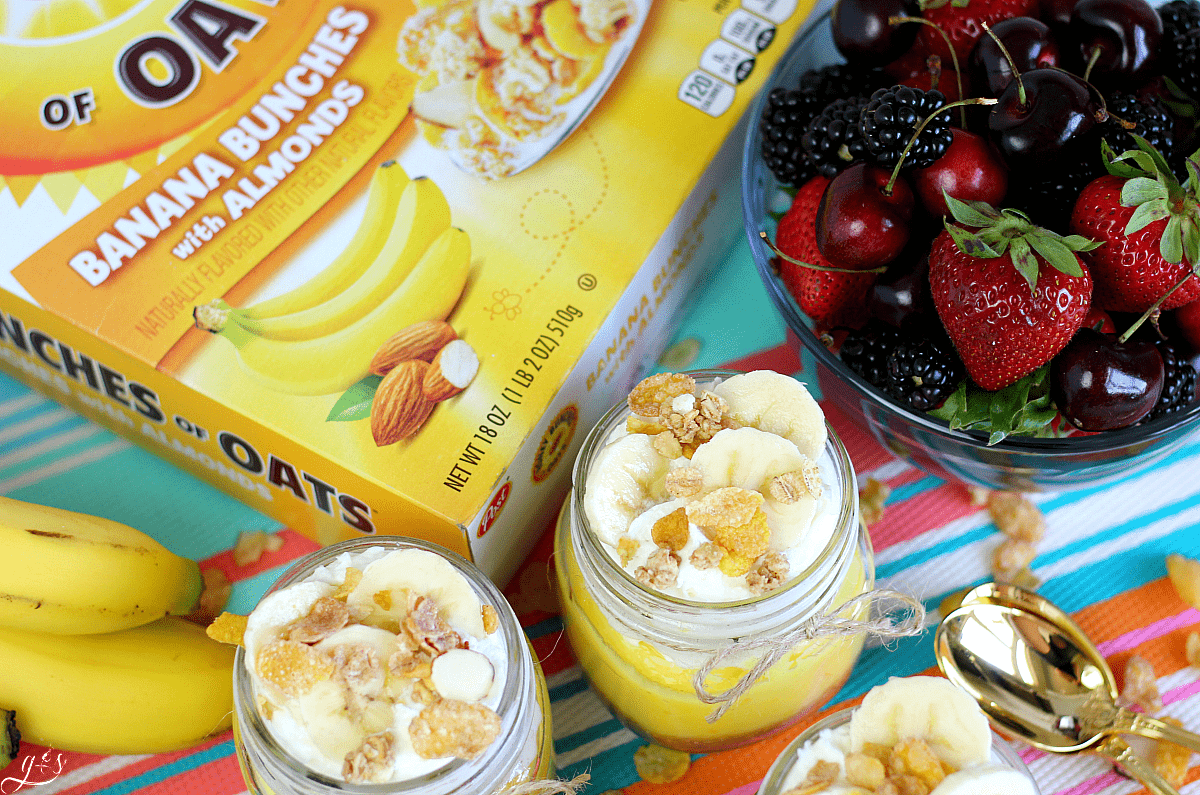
757, 706, 1041, 795
741, 9, 1200, 492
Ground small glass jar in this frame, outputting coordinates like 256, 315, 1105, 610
757, 708, 1042, 795
553, 369, 874, 752
232, 537, 554, 795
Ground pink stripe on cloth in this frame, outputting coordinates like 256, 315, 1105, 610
719, 781, 764, 795
1095, 608, 1200, 656
1052, 770, 1127, 795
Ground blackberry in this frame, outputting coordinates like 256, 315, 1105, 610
1101, 92, 1174, 161
885, 329, 966, 412
840, 321, 902, 390
1008, 149, 1104, 234
860, 85, 952, 170
1149, 341, 1198, 420
803, 96, 871, 178
1160, 0, 1200, 100
759, 65, 889, 186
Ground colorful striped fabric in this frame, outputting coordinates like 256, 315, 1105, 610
2, 236, 1200, 795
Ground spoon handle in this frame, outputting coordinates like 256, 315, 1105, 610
1094, 736, 1182, 795
1117, 710, 1200, 754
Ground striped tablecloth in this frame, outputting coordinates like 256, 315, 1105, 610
3, 234, 1200, 795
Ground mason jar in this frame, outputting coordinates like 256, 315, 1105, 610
232, 537, 554, 795
553, 369, 874, 752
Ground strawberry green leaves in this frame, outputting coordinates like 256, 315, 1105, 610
1102, 135, 1200, 267
941, 192, 1099, 291
929, 364, 1058, 445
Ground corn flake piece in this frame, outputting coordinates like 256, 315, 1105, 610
256, 638, 335, 696
992, 539, 1037, 582
889, 738, 946, 790
409, 699, 502, 760
633, 744, 690, 784
988, 491, 1045, 542
481, 604, 499, 634
1167, 554, 1200, 610
343, 731, 395, 783
709, 508, 771, 562
373, 589, 393, 610
206, 611, 249, 645
628, 373, 696, 418
719, 552, 753, 578
690, 542, 723, 570
232, 530, 285, 566
770, 461, 822, 503
626, 416, 667, 435
889, 774, 931, 795
860, 478, 890, 526
287, 596, 351, 643
665, 465, 703, 498
653, 431, 684, 460
1123, 654, 1163, 712
687, 487, 763, 529
635, 548, 680, 589
190, 567, 233, 624
617, 537, 640, 566
747, 551, 790, 595
332, 567, 363, 601
967, 486, 990, 506
1153, 717, 1192, 788
1187, 632, 1200, 668
845, 752, 886, 790
651, 507, 690, 551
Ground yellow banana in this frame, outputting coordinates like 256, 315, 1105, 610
0, 617, 234, 754
238, 161, 411, 321
0, 497, 201, 635
200, 227, 472, 395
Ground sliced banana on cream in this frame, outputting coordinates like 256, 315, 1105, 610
350, 549, 485, 638
713, 371, 826, 460
584, 432, 670, 545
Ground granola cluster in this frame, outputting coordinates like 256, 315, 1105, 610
398, 0, 636, 178
251, 566, 503, 783
788, 737, 966, 795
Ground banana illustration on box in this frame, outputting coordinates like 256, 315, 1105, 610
0, 617, 235, 754
0, 496, 202, 635
195, 167, 474, 400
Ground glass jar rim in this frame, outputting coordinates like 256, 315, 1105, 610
569, 368, 860, 614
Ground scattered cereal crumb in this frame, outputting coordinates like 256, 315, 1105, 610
633, 744, 691, 784
747, 552, 790, 595
373, 590, 393, 610
992, 539, 1037, 582
343, 731, 395, 783
1009, 567, 1042, 591
332, 567, 363, 601
635, 548, 681, 589
1167, 554, 1200, 610
860, 478, 890, 525
708, 508, 771, 562
719, 552, 753, 578
232, 530, 285, 566
770, 461, 822, 504
255, 638, 335, 696
665, 465, 704, 498
481, 604, 499, 635
193, 567, 233, 624
687, 487, 764, 531
287, 596, 351, 643
1187, 632, 1200, 668
988, 492, 1045, 542
967, 486, 990, 506
206, 612, 249, 646
617, 537, 640, 566
690, 542, 723, 570
651, 507, 690, 551
784, 759, 840, 795
1122, 655, 1163, 712
330, 643, 385, 698
626, 416, 667, 435
256, 694, 276, 720
1153, 717, 1192, 788
409, 699, 502, 760
890, 738, 945, 790
406, 595, 464, 654
845, 752, 886, 790
628, 373, 695, 418
653, 431, 684, 460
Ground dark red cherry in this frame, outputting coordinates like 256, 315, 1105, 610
1174, 299, 1200, 355
866, 251, 932, 327
1041, 0, 1076, 28
1050, 328, 1165, 431
913, 129, 1008, 217
815, 163, 915, 269
988, 68, 1100, 165
969, 17, 1060, 96
1069, 0, 1162, 87
832, 0, 920, 65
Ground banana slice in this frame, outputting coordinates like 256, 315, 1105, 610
244, 582, 329, 657
583, 433, 671, 546
349, 549, 485, 638
412, 79, 475, 129
935, 765, 1035, 795
713, 371, 826, 460
849, 676, 991, 770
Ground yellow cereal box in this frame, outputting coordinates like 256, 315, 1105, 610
0, 0, 816, 583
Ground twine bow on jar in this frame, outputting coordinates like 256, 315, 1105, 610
505, 773, 591, 794
691, 589, 927, 723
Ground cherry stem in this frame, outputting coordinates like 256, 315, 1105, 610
883, 97, 999, 195
889, 15, 966, 126
759, 232, 889, 274
982, 21, 1026, 109
1083, 45, 1102, 84
1118, 267, 1200, 343
1106, 111, 1137, 130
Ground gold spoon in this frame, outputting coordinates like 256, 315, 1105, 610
934, 589, 1187, 795
956, 582, 1200, 752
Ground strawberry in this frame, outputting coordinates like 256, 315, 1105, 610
773, 175, 877, 331
911, 0, 1039, 69
1069, 139, 1200, 313
929, 196, 1097, 390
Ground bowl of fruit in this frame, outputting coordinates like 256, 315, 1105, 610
744, 0, 1200, 491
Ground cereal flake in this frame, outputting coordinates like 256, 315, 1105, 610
690, 542, 723, 570
617, 537, 640, 566
232, 530, 284, 566
343, 731, 395, 783
635, 548, 680, 589
650, 507, 690, 551
719, 552, 753, 578
628, 373, 696, 418
860, 478, 890, 526
988, 491, 1045, 542
653, 431, 684, 460
746, 552, 790, 595
845, 752, 886, 790
206, 611, 249, 646
332, 567, 363, 601
687, 487, 763, 530
406, 595, 465, 655
1167, 554, 1200, 610
665, 465, 703, 498
707, 508, 771, 562
769, 460, 822, 503
889, 738, 945, 789
992, 539, 1037, 582
633, 744, 690, 784
1153, 717, 1192, 788
1122, 654, 1163, 712
409, 699, 502, 760
481, 604, 499, 634
287, 596, 351, 643
255, 639, 335, 696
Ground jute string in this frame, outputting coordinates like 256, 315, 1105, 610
505, 773, 590, 794
691, 589, 926, 723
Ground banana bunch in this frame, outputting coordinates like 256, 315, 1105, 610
194, 163, 472, 396
0, 497, 234, 754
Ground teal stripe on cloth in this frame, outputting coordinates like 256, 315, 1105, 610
555, 717, 627, 755
228, 563, 295, 616
86, 740, 235, 795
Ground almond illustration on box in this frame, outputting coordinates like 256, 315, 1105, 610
192, 164, 477, 444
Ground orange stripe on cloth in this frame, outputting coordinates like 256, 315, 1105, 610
1071, 577, 1199, 677
198, 530, 320, 585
